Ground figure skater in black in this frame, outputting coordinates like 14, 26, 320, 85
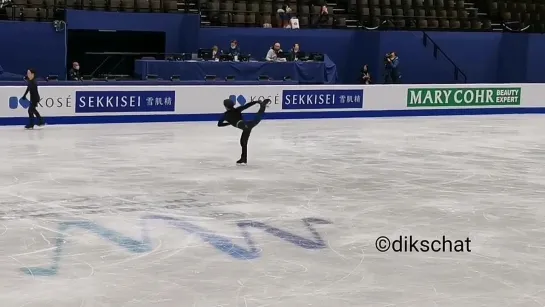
217, 98, 269, 165
22, 68, 45, 129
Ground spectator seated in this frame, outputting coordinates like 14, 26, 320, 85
4, 0, 545, 32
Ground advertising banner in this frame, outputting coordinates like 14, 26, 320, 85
282, 89, 364, 110
1, 86, 180, 117
1, 83, 544, 126
6, 88, 74, 116
224, 88, 283, 112
406, 87, 522, 107
0, 85, 368, 117
214, 86, 365, 113
75, 91, 176, 113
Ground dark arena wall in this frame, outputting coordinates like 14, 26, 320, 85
0, 10, 543, 84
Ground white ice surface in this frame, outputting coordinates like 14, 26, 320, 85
1, 116, 545, 307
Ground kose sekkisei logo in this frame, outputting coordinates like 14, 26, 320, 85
229, 93, 281, 106
282, 89, 364, 110
407, 88, 521, 107
75, 91, 176, 113
229, 95, 247, 106
9, 95, 73, 109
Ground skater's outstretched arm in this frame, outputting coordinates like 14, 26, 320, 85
235, 100, 261, 112
217, 113, 230, 127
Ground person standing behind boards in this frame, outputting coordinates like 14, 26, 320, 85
384, 52, 401, 83
360, 64, 371, 84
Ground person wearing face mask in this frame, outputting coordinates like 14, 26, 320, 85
289, 43, 302, 61
266, 42, 282, 62
69, 62, 82, 81
228, 40, 240, 57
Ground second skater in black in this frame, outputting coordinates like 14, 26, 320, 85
217, 98, 269, 164
22, 69, 45, 129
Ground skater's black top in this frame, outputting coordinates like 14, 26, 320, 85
217, 101, 261, 128
23, 79, 40, 103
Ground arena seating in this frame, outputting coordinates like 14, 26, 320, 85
479, 0, 543, 31
2, 0, 544, 32
1, 0, 177, 20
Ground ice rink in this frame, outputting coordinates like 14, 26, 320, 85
1, 115, 545, 307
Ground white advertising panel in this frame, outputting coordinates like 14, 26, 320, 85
1, 83, 544, 125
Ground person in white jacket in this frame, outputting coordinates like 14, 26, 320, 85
266, 43, 282, 62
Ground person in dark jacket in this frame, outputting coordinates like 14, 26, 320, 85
278, 0, 292, 28
22, 69, 45, 129
314, 2, 329, 28
217, 98, 269, 165
384, 52, 401, 83
212, 46, 221, 60
227, 40, 240, 57
289, 43, 303, 61
68, 62, 82, 81
360, 64, 371, 84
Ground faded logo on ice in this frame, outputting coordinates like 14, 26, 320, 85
75, 91, 176, 113
20, 215, 332, 276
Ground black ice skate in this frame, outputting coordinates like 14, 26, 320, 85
24, 125, 33, 130
236, 158, 247, 165
37, 119, 46, 127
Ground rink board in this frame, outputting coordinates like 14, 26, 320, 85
0, 83, 541, 125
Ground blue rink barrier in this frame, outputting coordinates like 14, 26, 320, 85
2, 107, 545, 126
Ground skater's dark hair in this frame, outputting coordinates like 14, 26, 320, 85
28, 68, 37, 76
223, 99, 235, 109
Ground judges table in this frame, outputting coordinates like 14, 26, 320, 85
134, 59, 338, 84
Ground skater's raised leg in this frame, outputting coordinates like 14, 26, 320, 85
245, 100, 267, 130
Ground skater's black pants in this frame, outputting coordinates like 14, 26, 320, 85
236, 104, 266, 160
28, 101, 42, 126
